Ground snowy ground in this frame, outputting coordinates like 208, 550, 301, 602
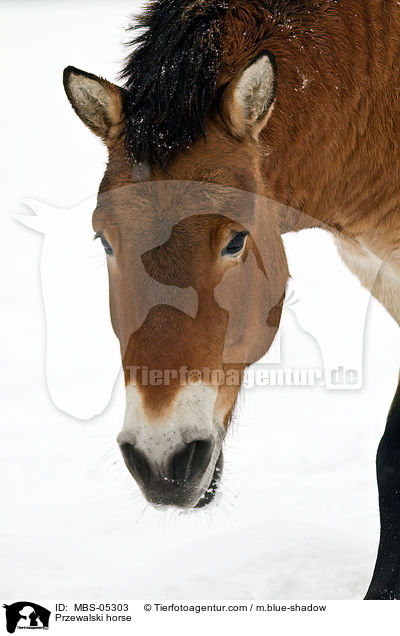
1, 1, 400, 599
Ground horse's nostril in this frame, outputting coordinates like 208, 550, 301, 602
119, 442, 152, 485
171, 439, 213, 484
119, 438, 215, 495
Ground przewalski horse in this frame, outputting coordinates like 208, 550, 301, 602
63, 0, 400, 598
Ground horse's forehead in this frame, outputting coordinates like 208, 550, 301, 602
96, 180, 257, 232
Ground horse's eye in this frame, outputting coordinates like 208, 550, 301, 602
222, 231, 248, 257
95, 232, 113, 256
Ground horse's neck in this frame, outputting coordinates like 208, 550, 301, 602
261, 0, 400, 243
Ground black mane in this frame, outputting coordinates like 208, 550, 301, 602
120, 0, 229, 167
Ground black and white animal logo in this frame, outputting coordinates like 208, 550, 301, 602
2, 602, 50, 633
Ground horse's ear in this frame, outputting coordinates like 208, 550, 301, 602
224, 52, 277, 139
63, 66, 125, 140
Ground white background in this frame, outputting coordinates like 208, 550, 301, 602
1, 0, 400, 600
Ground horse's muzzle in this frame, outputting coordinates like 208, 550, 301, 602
119, 439, 222, 508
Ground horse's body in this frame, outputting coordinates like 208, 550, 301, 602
63, 0, 400, 598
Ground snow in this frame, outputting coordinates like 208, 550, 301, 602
1, 1, 400, 600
